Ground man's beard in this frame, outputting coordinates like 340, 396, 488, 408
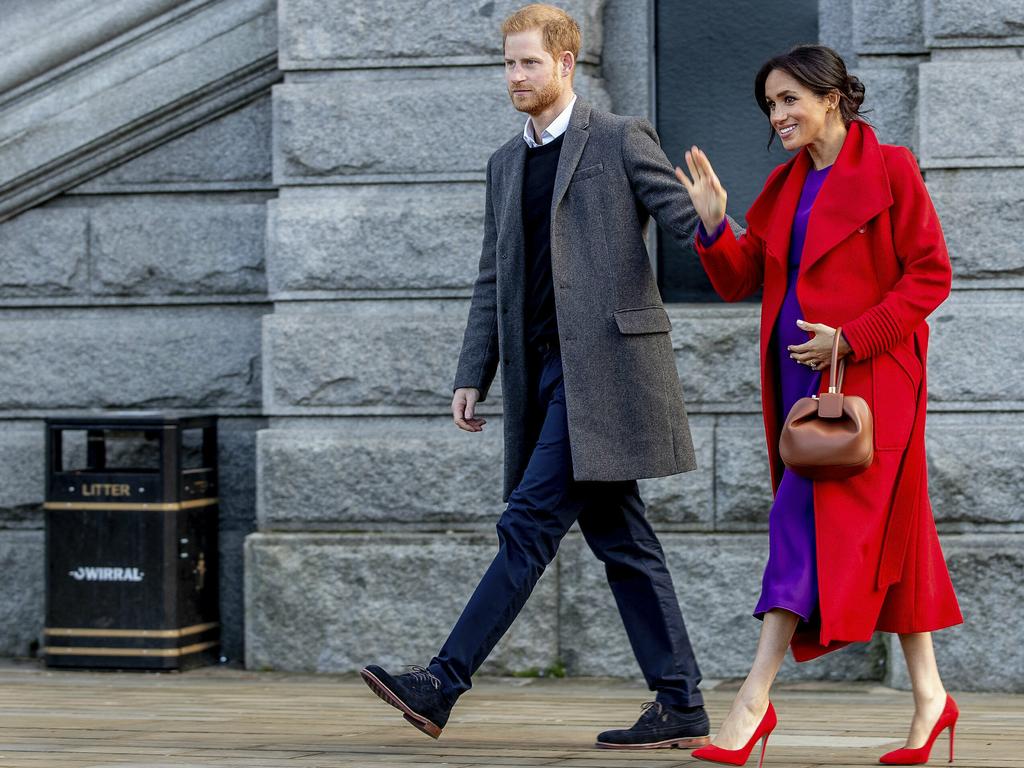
509, 69, 562, 116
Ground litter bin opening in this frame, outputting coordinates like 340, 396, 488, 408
58, 429, 163, 473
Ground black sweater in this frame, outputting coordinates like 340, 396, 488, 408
521, 133, 565, 349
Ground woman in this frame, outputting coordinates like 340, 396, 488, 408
674, 45, 963, 766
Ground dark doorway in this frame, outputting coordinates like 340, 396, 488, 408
655, 0, 819, 302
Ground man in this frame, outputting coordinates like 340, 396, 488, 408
362, 4, 712, 750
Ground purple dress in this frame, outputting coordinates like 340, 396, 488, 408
753, 163, 832, 621
698, 163, 832, 622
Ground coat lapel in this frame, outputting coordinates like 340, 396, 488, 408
800, 121, 893, 274
550, 98, 591, 218
746, 151, 809, 267
498, 140, 527, 275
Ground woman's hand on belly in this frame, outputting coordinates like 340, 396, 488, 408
787, 320, 852, 371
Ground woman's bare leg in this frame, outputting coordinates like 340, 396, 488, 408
898, 632, 948, 748
711, 609, 799, 749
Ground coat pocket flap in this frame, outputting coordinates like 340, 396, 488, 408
572, 162, 604, 182
613, 306, 672, 334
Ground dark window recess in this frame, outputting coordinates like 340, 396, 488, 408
654, 0, 818, 302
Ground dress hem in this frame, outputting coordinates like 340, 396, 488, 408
752, 603, 813, 623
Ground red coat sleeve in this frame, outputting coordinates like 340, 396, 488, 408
694, 224, 765, 302
841, 147, 952, 362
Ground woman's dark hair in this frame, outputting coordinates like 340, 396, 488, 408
754, 44, 868, 148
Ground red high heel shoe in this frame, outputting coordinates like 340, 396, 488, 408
879, 694, 959, 765
693, 701, 777, 767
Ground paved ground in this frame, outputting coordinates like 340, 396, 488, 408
0, 661, 1019, 767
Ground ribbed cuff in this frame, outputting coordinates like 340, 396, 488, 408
842, 304, 903, 362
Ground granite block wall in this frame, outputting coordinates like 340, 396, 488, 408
0, 0, 1019, 691
817, 0, 1024, 690
245, 0, 1023, 691
243, 0, 1019, 696
0, 48, 275, 660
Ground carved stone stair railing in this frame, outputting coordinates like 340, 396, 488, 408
0, 0, 279, 222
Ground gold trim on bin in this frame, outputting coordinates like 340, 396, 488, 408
44, 622, 220, 639
44, 641, 218, 658
43, 498, 218, 512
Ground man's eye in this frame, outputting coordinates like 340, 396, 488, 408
785, 96, 796, 103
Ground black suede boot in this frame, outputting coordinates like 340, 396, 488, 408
595, 701, 711, 749
360, 664, 456, 739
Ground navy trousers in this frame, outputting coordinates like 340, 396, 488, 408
429, 350, 703, 707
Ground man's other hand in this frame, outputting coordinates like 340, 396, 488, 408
452, 388, 486, 432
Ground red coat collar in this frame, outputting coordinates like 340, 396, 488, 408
745, 121, 894, 273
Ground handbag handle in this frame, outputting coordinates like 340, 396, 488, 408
828, 326, 846, 394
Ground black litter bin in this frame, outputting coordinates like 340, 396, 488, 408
43, 413, 220, 670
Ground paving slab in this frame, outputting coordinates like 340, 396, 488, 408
0, 662, 1019, 767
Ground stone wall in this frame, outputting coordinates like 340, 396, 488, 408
248, 0, 584, 676
245, 0, 871, 685
0, 0, 276, 660
0, 0, 1019, 692
818, 0, 1024, 690
247, 0, 1024, 692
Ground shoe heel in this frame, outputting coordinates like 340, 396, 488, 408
948, 723, 955, 763
757, 734, 769, 768
403, 713, 442, 739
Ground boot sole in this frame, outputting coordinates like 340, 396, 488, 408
359, 668, 443, 739
595, 735, 711, 750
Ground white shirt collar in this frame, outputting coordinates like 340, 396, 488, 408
522, 94, 577, 148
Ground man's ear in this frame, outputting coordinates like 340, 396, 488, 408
561, 51, 575, 79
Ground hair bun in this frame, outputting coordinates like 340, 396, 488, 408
846, 74, 866, 108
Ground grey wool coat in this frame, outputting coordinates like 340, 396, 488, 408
454, 98, 701, 500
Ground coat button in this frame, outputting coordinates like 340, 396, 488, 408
858, 227, 866, 233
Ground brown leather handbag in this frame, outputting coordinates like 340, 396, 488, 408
779, 327, 874, 480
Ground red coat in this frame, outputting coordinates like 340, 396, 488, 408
697, 121, 962, 659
